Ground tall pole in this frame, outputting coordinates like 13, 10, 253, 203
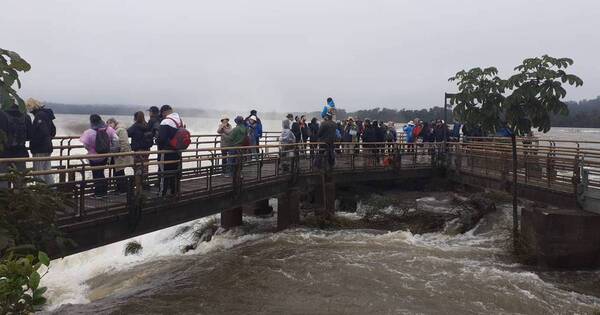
444, 93, 448, 145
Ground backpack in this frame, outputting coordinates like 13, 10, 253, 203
167, 117, 191, 150
95, 128, 111, 154
6, 114, 27, 148
142, 130, 155, 149
413, 125, 423, 138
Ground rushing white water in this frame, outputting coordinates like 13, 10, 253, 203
40, 117, 600, 313
44, 197, 600, 314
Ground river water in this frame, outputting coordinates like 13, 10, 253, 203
41, 114, 600, 314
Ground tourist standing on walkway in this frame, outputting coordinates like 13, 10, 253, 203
0, 104, 31, 188
107, 118, 133, 194
300, 115, 310, 144
361, 119, 378, 165
228, 116, 248, 176
246, 110, 262, 146
80, 114, 118, 198
317, 114, 337, 168
147, 106, 161, 141
128, 111, 154, 188
157, 105, 183, 196
246, 115, 259, 159
280, 119, 296, 172
26, 98, 56, 184
403, 121, 416, 144
1, 104, 32, 171
291, 115, 301, 143
217, 116, 233, 175
345, 117, 360, 154
308, 117, 319, 158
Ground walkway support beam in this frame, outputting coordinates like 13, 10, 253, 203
221, 206, 243, 229
277, 189, 300, 230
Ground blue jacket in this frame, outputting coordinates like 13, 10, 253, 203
403, 125, 415, 143
321, 100, 336, 118
255, 120, 263, 139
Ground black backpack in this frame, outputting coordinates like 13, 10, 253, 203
6, 114, 27, 148
142, 130, 154, 149
95, 128, 111, 154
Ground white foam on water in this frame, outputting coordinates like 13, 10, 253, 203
44, 216, 219, 310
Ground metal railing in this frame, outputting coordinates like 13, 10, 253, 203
0, 141, 441, 229
3, 134, 600, 228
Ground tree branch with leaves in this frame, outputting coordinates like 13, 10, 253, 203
448, 55, 583, 248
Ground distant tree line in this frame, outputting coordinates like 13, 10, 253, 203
551, 96, 600, 128
45, 97, 599, 128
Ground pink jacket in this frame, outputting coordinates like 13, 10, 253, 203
80, 126, 118, 157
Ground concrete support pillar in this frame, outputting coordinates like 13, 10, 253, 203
324, 182, 336, 216
277, 189, 300, 231
221, 206, 243, 229
315, 182, 336, 218
244, 199, 273, 216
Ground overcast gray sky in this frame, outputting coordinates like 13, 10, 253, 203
2, 0, 599, 111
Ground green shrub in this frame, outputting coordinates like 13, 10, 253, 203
0, 251, 50, 314
0, 169, 72, 255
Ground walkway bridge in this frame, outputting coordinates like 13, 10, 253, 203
2, 133, 600, 261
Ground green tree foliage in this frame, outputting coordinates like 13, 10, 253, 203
0, 170, 72, 313
0, 169, 72, 255
0, 252, 50, 314
449, 55, 583, 136
0, 48, 31, 112
448, 55, 583, 247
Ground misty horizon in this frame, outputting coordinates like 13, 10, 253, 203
2, 1, 599, 112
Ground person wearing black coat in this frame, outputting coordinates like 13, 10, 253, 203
157, 105, 183, 196
361, 120, 379, 165
27, 99, 56, 184
1, 105, 32, 159
128, 111, 154, 189
291, 116, 302, 143
317, 115, 338, 167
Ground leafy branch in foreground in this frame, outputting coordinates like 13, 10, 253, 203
0, 169, 73, 255
0, 252, 50, 314
0, 169, 74, 313
0, 48, 31, 112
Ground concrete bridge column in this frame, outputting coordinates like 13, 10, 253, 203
244, 199, 273, 216
315, 181, 336, 218
277, 189, 300, 230
221, 206, 243, 229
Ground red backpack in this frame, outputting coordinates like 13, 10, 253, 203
413, 125, 423, 138
167, 117, 191, 150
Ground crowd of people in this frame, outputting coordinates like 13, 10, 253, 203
0, 96, 465, 197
